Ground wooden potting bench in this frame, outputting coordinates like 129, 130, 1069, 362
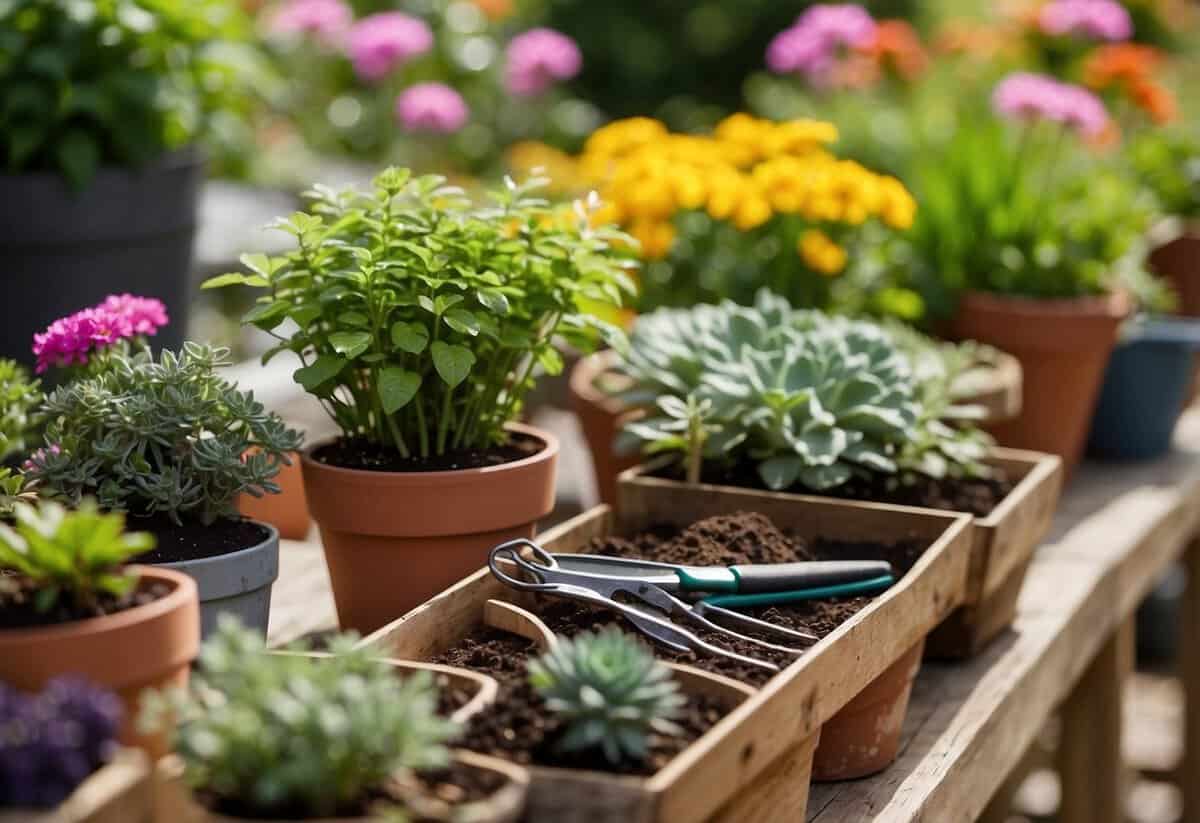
268, 410, 1200, 823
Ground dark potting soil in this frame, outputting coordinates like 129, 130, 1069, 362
0, 571, 171, 629
431, 628, 731, 777
433, 671, 476, 718
128, 515, 270, 564
653, 461, 1015, 518
312, 433, 544, 473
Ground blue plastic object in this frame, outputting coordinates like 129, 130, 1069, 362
1086, 317, 1200, 461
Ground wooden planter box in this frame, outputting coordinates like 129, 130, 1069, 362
620, 446, 1062, 659
0, 748, 151, 823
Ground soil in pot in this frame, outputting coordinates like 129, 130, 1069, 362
432, 630, 731, 777
311, 433, 543, 473
128, 515, 270, 564
0, 571, 172, 630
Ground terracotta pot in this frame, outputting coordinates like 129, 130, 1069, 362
948, 290, 1129, 472
237, 452, 310, 540
0, 566, 199, 754
568, 351, 645, 506
1149, 228, 1200, 408
811, 640, 924, 781
302, 423, 559, 634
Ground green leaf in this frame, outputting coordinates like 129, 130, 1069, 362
390, 322, 429, 354
202, 273, 249, 290
434, 294, 464, 315
243, 301, 290, 330
443, 308, 480, 336
758, 456, 803, 491
293, 356, 345, 390
537, 347, 564, 376
431, 342, 475, 388
477, 289, 510, 314
56, 130, 99, 190
378, 368, 421, 414
329, 332, 371, 358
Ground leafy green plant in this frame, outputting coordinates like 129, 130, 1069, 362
0, 0, 257, 188
204, 167, 634, 459
1129, 129, 1200, 220
0, 468, 37, 520
143, 618, 459, 819
618, 292, 992, 492
25, 343, 303, 525
0, 500, 152, 613
0, 359, 40, 462
528, 626, 685, 765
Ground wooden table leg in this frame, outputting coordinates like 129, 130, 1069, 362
1182, 539, 1200, 823
1057, 615, 1133, 823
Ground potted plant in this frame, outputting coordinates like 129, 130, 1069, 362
0, 676, 151, 822
0, 0, 256, 366
1136, 131, 1200, 313
148, 618, 529, 822
24, 339, 303, 637
0, 359, 40, 466
205, 167, 634, 633
0, 501, 199, 751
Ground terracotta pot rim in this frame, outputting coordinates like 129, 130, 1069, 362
958, 289, 1131, 319
301, 421, 559, 483
0, 566, 197, 644
569, 350, 631, 416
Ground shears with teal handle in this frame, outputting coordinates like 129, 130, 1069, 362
550, 553, 895, 608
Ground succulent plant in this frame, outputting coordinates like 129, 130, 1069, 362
26, 342, 303, 526
618, 291, 991, 491
142, 618, 460, 819
0, 359, 40, 463
0, 501, 153, 614
0, 676, 122, 809
528, 627, 685, 765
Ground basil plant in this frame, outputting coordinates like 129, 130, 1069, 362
207, 168, 634, 459
618, 291, 992, 492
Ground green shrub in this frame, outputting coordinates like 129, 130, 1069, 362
0, 359, 40, 462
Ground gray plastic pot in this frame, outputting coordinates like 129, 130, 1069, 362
0, 151, 202, 366
155, 523, 279, 639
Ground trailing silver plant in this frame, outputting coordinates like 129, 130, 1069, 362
25, 343, 303, 525
529, 627, 685, 765
618, 291, 991, 491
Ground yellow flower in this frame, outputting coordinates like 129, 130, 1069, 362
589, 198, 624, 227
733, 194, 773, 231
630, 220, 677, 260
505, 141, 580, 193
582, 117, 669, 163
762, 119, 840, 156
671, 170, 708, 210
878, 177, 917, 230
798, 229, 847, 276
622, 175, 676, 221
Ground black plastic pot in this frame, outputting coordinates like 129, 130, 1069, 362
1087, 317, 1200, 461
0, 152, 203, 366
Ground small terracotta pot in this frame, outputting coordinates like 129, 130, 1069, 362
0, 566, 199, 754
812, 640, 924, 781
949, 290, 1129, 472
568, 351, 645, 506
302, 423, 559, 635
237, 452, 310, 540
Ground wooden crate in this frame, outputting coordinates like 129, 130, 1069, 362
0, 748, 151, 823
619, 447, 1061, 659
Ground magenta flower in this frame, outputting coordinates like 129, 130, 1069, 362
504, 28, 583, 97
1038, 0, 1133, 41
32, 308, 132, 374
267, 0, 352, 45
23, 444, 60, 472
395, 83, 470, 134
992, 72, 1110, 137
346, 11, 434, 82
766, 4, 877, 81
98, 294, 169, 336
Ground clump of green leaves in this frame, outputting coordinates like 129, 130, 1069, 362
204, 168, 634, 458
529, 627, 685, 766
26, 343, 303, 525
0, 359, 40, 462
618, 292, 991, 492
143, 618, 459, 819
0, 468, 37, 520
0, 0, 256, 188
1129, 130, 1200, 220
0, 500, 153, 613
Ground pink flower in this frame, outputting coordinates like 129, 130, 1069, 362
23, 444, 60, 472
504, 28, 583, 97
1038, 0, 1132, 41
98, 294, 169, 336
992, 72, 1110, 137
267, 0, 352, 45
346, 12, 434, 82
395, 83, 469, 134
766, 4, 877, 81
32, 308, 132, 374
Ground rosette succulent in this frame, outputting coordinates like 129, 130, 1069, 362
528, 627, 685, 765
618, 291, 991, 492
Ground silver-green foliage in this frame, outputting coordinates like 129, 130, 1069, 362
528, 627, 685, 765
26, 343, 303, 525
145, 618, 459, 818
619, 291, 991, 491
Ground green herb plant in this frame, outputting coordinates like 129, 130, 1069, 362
1129, 129, 1200, 221
25, 343, 303, 525
528, 626, 685, 766
618, 292, 992, 492
0, 359, 40, 463
142, 617, 459, 819
205, 168, 634, 459
0, 500, 153, 613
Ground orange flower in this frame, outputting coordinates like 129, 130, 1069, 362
1082, 44, 1166, 90
473, 0, 513, 21
863, 20, 929, 81
1130, 79, 1179, 124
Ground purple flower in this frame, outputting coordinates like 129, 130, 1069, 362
23, 444, 60, 472
32, 308, 132, 374
346, 11, 434, 82
267, 0, 352, 45
766, 4, 876, 80
395, 83, 470, 134
992, 72, 1110, 137
97, 294, 168, 336
504, 28, 583, 97
1038, 0, 1133, 42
